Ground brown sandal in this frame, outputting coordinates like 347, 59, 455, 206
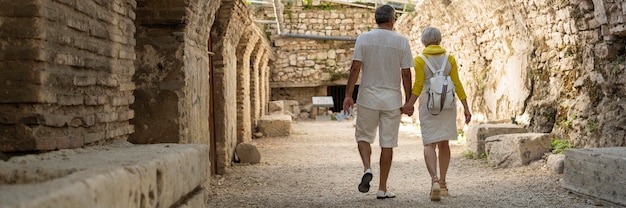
439, 180, 448, 196
430, 177, 441, 201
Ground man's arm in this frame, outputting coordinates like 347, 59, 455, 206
401, 68, 412, 102
343, 60, 362, 112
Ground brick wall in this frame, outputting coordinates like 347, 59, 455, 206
131, 0, 220, 145
0, 0, 136, 151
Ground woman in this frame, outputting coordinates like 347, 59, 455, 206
401, 27, 472, 201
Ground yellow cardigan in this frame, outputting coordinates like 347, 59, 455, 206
412, 45, 467, 100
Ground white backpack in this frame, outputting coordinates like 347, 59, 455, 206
419, 53, 455, 115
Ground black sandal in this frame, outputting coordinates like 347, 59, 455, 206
358, 172, 372, 193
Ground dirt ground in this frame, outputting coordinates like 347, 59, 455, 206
208, 120, 618, 208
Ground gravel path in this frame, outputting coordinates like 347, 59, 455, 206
208, 120, 616, 207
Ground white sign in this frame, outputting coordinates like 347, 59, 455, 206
312, 96, 334, 107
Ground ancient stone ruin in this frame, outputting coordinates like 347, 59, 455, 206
0, 0, 625, 207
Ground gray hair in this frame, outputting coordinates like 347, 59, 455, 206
421, 27, 442, 46
375, 5, 395, 24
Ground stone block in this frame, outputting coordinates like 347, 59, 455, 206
268, 101, 284, 113
563, 148, 626, 206
282, 100, 300, 116
485, 133, 550, 168
257, 115, 291, 137
235, 142, 261, 163
466, 124, 528, 158
0, 142, 209, 208
546, 154, 565, 174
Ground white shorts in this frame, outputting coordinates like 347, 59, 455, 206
355, 105, 401, 148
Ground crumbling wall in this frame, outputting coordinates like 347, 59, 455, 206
131, 0, 219, 146
396, 0, 625, 147
211, 0, 275, 174
0, 0, 136, 151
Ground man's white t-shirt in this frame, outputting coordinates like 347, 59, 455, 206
352, 29, 414, 110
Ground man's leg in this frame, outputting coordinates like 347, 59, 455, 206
376, 108, 400, 197
379, 147, 393, 192
358, 141, 373, 193
358, 141, 372, 171
355, 106, 377, 193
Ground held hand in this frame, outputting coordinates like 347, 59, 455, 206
401, 104, 414, 116
343, 97, 354, 114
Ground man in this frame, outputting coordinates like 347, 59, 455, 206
342, 5, 413, 199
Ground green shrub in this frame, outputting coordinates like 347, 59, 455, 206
551, 139, 572, 154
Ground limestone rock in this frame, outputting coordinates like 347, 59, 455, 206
0, 142, 209, 208
466, 124, 528, 159
485, 133, 551, 168
546, 154, 565, 174
269, 101, 284, 113
253, 132, 264, 138
257, 115, 292, 137
236, 143, 261, 164
564, 147, 626, 206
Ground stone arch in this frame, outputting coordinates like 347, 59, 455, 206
210, 0, 249, 174
236, 25, 260, 144
250, 41, 265, 130
250, 34, 275, 131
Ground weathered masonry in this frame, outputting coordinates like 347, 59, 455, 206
1, 0, 273, 206
396, 0, 625, 148
255, 1, 377, 113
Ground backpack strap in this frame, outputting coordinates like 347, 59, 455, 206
418, 54, 437, 75
419, 53, 449, 76
438, 53, 449, 75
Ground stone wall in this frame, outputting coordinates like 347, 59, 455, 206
258, 2, 376, 87
396, 0, 625, 148
0, 0, 136, 151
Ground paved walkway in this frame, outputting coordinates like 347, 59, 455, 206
208, 120, 611, 207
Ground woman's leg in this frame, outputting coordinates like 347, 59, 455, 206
437, 140, 450, 183
425, 142, 441, 201
423, 143, 438, 179
437, 140, 450, 196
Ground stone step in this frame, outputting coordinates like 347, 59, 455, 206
466, 124, 528, 158
0, 142, 209, 208
563, 147, 626, 206
484, 133, 550, 168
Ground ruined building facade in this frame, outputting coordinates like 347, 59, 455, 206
0, 0, 273, 177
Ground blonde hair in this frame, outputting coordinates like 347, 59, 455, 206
421, 27, 442, 46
